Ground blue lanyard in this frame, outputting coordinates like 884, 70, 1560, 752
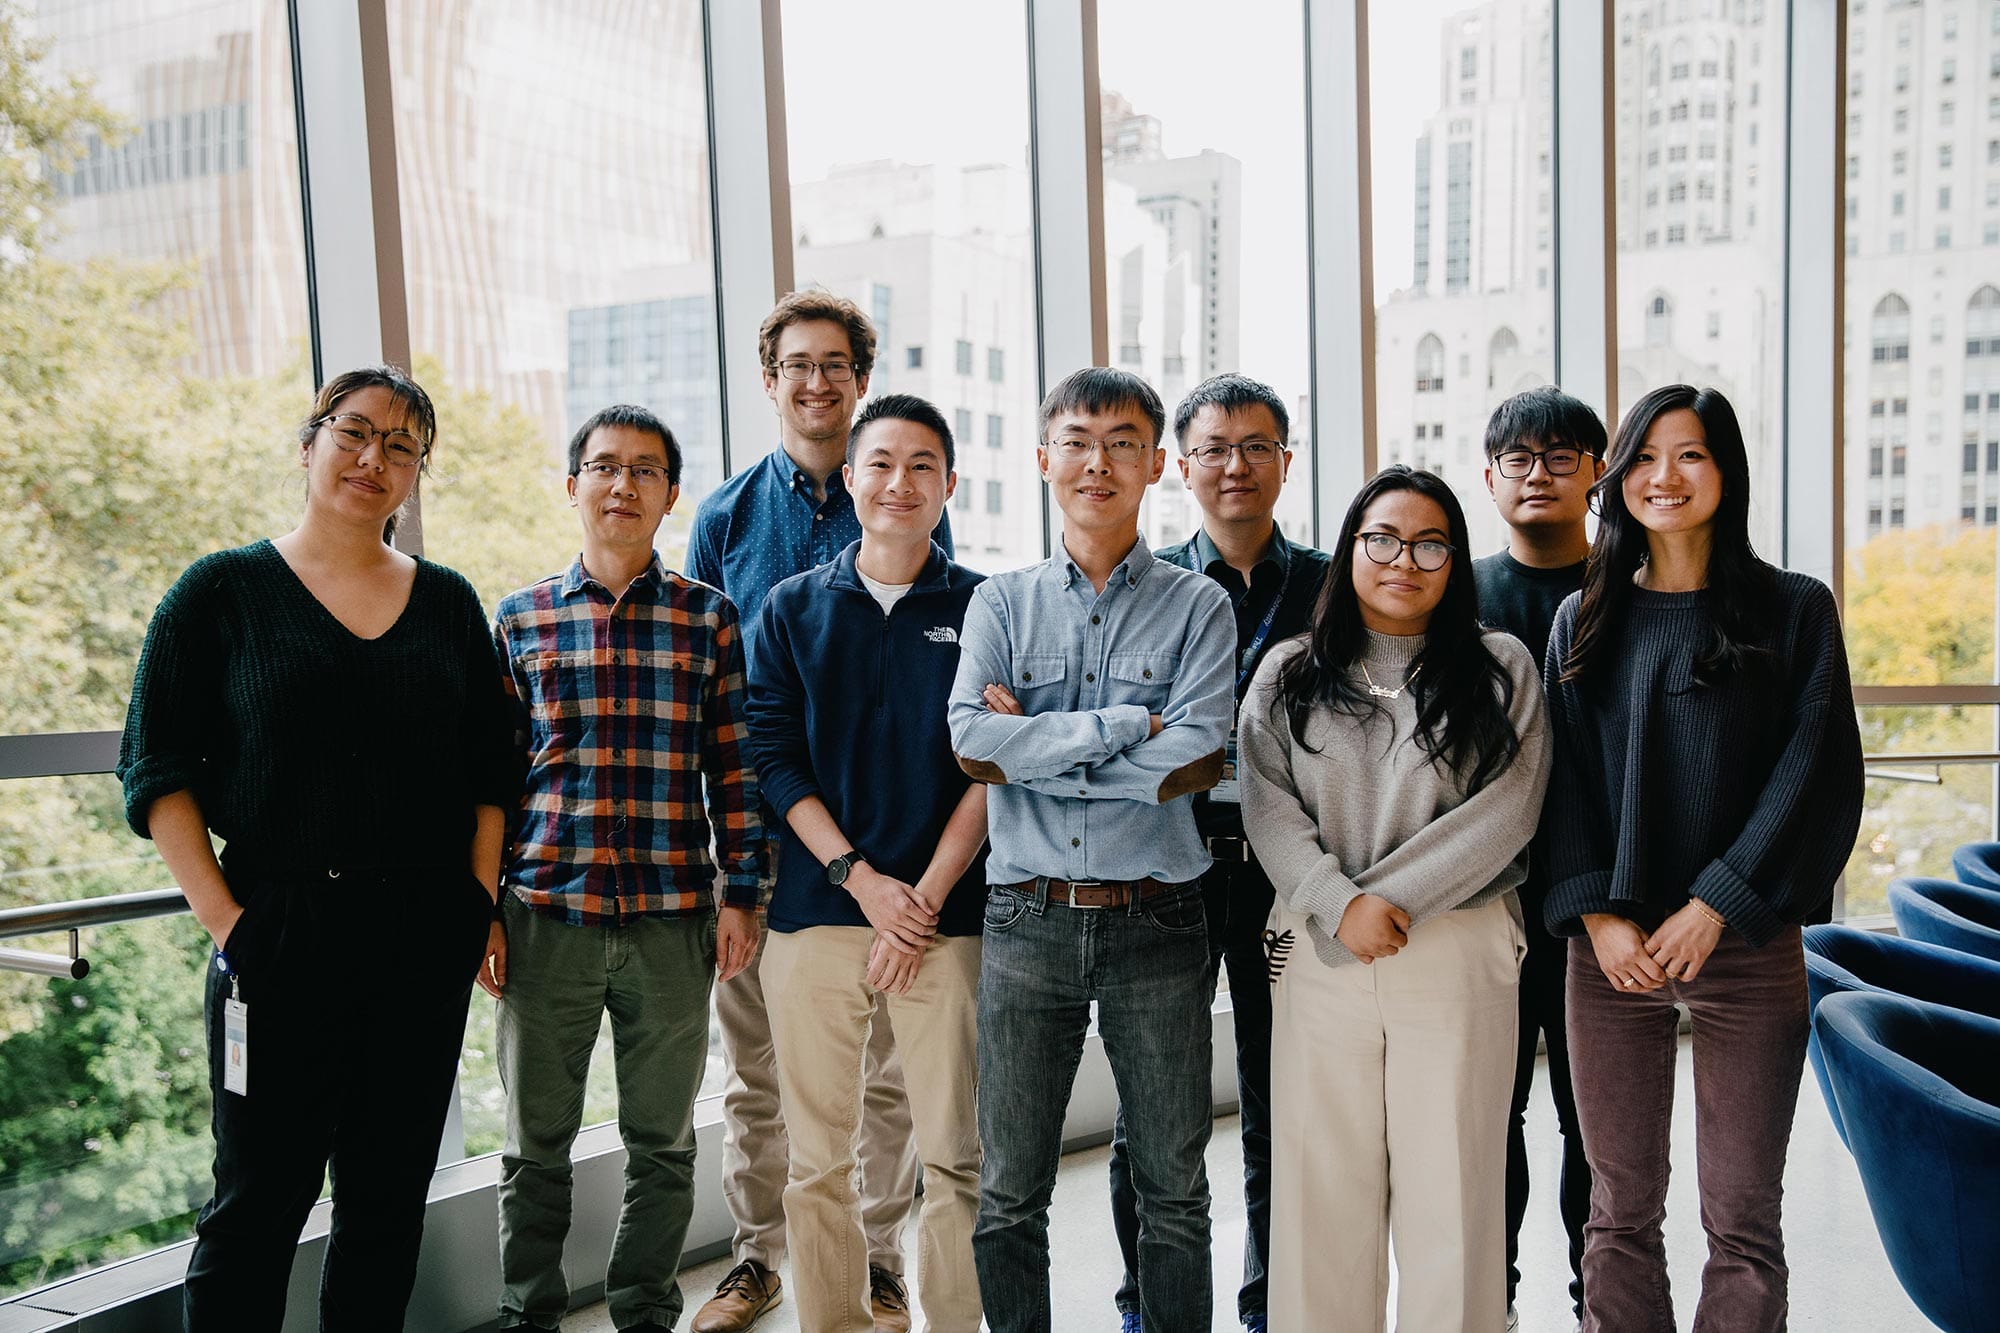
1172, 537, 1292, 694
1236, 559, 1291, 694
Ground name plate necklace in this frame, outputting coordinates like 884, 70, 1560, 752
1358, 660, 1422, 700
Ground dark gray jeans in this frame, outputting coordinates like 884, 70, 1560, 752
1565, 926, 1808, 1333
494, 899, 715, 1331
972, 879, 1215, 1333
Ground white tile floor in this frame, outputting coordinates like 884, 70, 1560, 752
570, 1037, 1931, 1332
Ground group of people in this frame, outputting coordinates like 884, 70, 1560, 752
116, 285, 1864, 1333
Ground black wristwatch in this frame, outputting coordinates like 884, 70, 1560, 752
826, 849, 865, 887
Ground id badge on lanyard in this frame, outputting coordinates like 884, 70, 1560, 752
216, 950, 248, 1097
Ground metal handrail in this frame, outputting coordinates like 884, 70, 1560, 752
0, 888, 188, 979
1861, 751, 2000, 766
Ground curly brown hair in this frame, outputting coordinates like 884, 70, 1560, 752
757, 289, 877, 377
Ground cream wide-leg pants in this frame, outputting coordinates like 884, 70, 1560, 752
1267, 893, 1524, 1333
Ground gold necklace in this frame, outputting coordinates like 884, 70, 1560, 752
1358, 660, 1421, 700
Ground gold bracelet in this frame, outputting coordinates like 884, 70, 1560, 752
1692, 900, 1727, 929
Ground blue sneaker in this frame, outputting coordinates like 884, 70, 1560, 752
1120, 1313, 1143, 1333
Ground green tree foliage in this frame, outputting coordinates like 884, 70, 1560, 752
1841, 524, 1999, 915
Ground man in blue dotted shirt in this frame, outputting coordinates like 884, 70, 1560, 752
685, 289, 952, 1333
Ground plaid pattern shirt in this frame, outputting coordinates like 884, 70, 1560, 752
495, 555, 765, 924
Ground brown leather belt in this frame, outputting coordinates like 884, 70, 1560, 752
1000, 877, 1182, 909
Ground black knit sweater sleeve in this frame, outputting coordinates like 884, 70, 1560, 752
118, 553, 230, 838
1683, 574, 1864, 944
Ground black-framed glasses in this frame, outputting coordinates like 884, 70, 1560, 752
1186, 440, 1283, 468
773, 357, 858, 382
1493, 446, 1587, 479
1354, 532, 1454, 572
577, 459, 671, 487
1046, 434, 1155, 463
316, 414, 426, 468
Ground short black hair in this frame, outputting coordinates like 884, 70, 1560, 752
568, 404, 682, 486
1038, 367, 1166, 446
1171, 374, 1290, 449
848, 393, 956, 472
1482, 386, 1607, 462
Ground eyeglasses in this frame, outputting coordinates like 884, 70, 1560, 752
578, 459, 671, 487
317, 414, 426, 468
1187, 440, 1283, 468
772, 357, 858, 382
1493, 446, 1588, 479
1047, 434, 1155, 463
1354, 532, 1454, 572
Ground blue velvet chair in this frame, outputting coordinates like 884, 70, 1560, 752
1952, 840, 2000, 894
1813, 992, 2000, 1333
1887, 876, 2000, 963
1801, 923, 2000, 1146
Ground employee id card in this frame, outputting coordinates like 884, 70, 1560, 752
1209, 725, 1241, 804
222, 985, 248, 1098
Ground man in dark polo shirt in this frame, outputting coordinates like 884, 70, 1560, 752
1108, 374, 1328, 1333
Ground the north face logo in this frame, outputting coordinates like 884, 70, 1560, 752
923, 626, 958, 644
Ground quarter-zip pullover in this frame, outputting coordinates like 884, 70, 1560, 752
744, 540, 988, 934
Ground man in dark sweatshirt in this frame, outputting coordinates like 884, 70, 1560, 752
1473, 385, 1606, 1333
742, 393, 989, 1333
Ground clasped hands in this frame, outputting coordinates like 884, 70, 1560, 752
848, 862, 944, 996
1583, 901, 1726, 994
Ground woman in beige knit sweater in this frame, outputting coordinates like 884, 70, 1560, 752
1241, 465, 1552, 1333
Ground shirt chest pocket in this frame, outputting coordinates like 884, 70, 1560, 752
1104, 651, 1178, 710
520, 648, 700, 738
1013, 653, 1068, 701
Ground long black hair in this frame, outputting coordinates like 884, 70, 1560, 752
1272, 465, 1520, 794
1560, 384, 1777, 686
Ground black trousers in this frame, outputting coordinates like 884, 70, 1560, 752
183, 867, 490, 1332
1504, 924, 1591, 1316
1108, 858, 1274, 1324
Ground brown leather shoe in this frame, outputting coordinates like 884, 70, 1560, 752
689, 1259, 783, 1332
868, 1265, 911, 1333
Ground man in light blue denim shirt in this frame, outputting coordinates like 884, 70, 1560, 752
947, 367, 1234, 1333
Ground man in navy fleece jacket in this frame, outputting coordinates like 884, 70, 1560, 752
742, 393, 989, 1333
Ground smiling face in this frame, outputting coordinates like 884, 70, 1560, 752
1349, 488, 1454, 635
1176, 403, 1292, 526
302, 384, 423, 531
763, 317, 869, 449
567, 423, 680, 555
845, 416, 954, 542
1039, 401, 1167, 539
1621, 407, 1723, 537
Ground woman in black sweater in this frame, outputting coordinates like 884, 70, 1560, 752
1542, 385, 1862, 1333
117, 365, 520, 1332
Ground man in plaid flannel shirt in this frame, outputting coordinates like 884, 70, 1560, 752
488, 404, 766, 1333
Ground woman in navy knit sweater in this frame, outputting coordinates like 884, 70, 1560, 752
1541, 384, 1863, 1333
117, 366, 519, 1331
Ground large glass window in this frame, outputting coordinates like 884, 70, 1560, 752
1841, 0, 2000, 906
1369, 0, 1558, 559
1614, 1, 1785, 555
781, 0, 1040, 571
1097, 0, 1314, 550
387, 0, 723, 609
0, 2, 310, 1296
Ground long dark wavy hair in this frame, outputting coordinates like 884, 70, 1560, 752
1271, 465, 1520, 794
1559, 384, 1777, 686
